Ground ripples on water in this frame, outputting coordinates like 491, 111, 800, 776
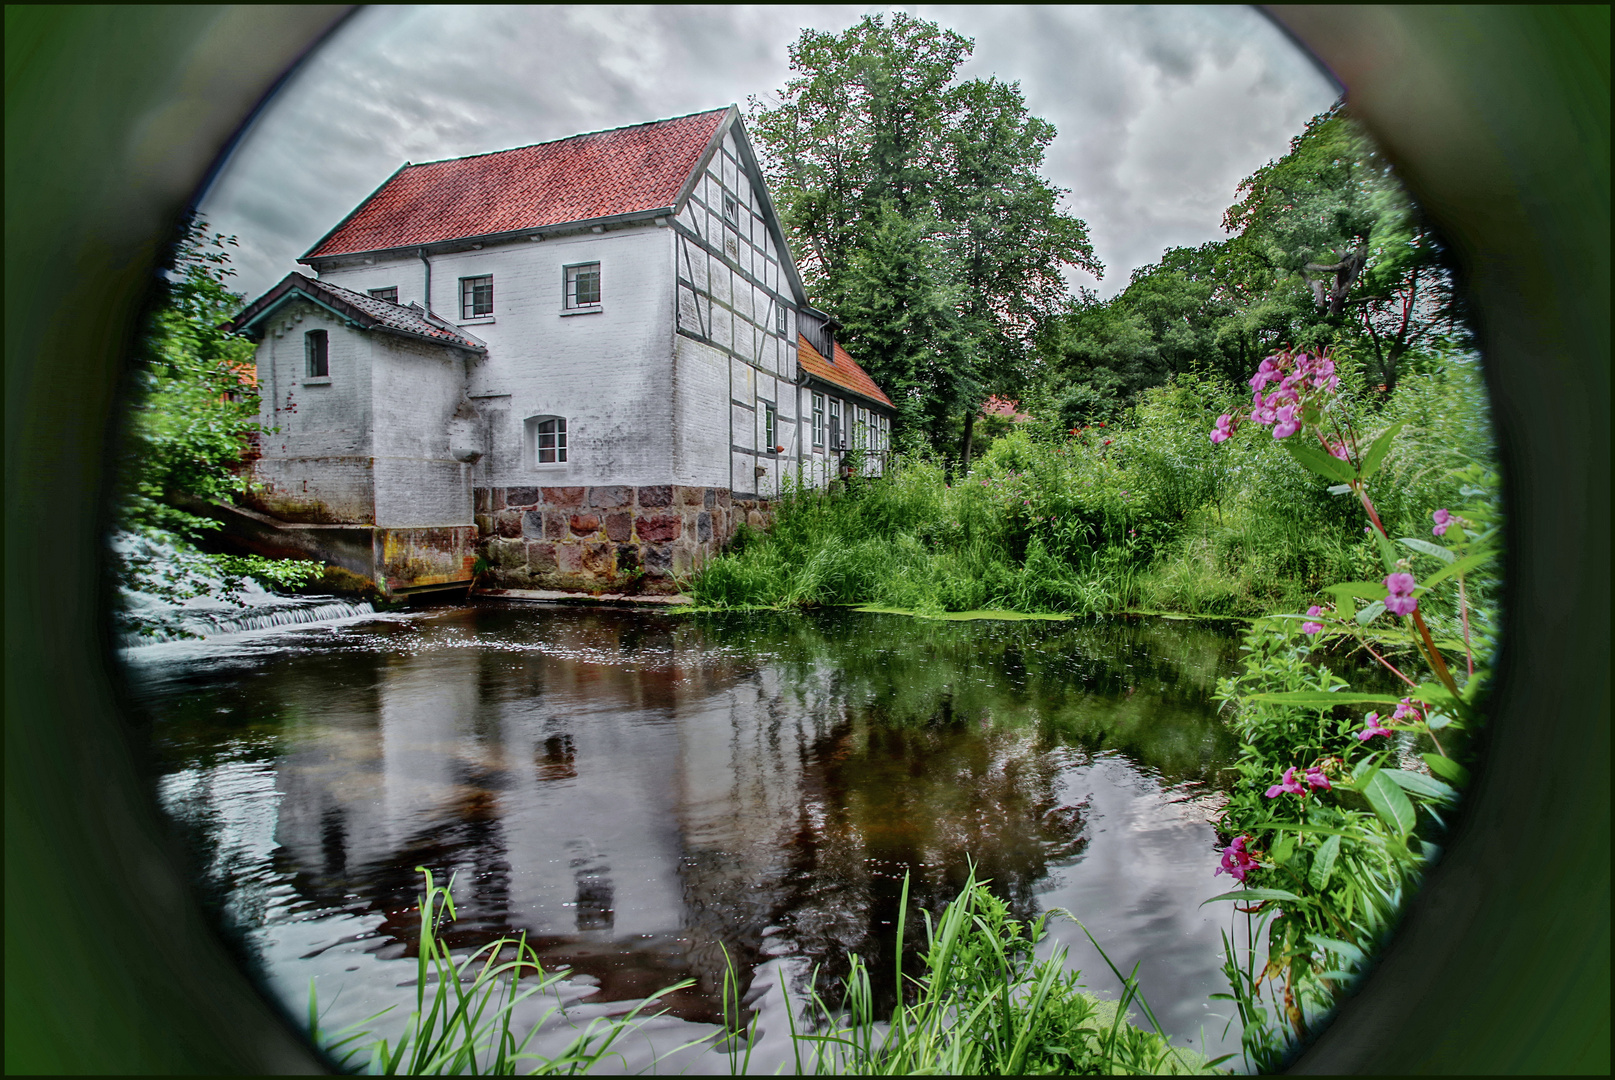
125, 603, 1259, 1069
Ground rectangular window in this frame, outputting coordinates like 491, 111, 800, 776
776, 302, 788, 336
828, 399, 842, 449
530, 417, 567, 464
723, 194, 738, 224
367, 286, 398, 303
764, 403, 777, 452
461, 275, 493, 318
565, 263, 601, 309
305, 329, 328, 378
855, 407, 867, 449
812, 393, 825, 449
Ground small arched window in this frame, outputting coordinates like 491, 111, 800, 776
524, 415, 568, 466
305, 329, 328, 378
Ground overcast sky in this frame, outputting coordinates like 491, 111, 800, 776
199, 5, 1339, 302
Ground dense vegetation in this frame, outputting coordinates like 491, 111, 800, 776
113, 217, 320, 638
693, 353, 1494, 625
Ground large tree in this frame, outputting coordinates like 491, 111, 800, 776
1035, 102, 1469, 421
749, 13, 1100, 455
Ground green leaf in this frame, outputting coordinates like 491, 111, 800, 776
1362, 770, 1417, 835
1246, 691, 1402, 707
1423, 754, 1470, 787
1381, 769, 1459, 803
1326, 483, 1353, 495
1372, 529, 1400, 574
1426, 712, 1454, 730
1323, 581, 1391, 601
1200, 888, 1303, 907
1308, 834, 1341, 890
1414, 549, 1497, 591
1397, 537, 1457, 563
1307, 932, 1365, 965
1271, 835, 1297, 865
1357, 420, 1407, 480
1356, 600, 1387, 625
1285, 440, 1356, 484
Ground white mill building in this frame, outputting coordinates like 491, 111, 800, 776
228, 106, 895, 595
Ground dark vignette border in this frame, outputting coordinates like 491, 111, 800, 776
4, 6, 1607, 1073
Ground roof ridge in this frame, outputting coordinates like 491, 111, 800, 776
401, 106, 733, 170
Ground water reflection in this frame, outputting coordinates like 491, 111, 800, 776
131, 605, 1247, 1061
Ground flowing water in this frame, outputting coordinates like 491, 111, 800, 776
123, 602, 1259, 1070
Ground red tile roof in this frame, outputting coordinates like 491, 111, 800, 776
981, 395, 1032, 421
304, 108, 730, 260
798, 335, 894, 409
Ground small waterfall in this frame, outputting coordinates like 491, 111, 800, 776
114, 532, 378, 647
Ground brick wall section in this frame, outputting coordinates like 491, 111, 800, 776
475, 483, 770, 593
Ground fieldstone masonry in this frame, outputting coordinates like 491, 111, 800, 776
475, 484, 770, 594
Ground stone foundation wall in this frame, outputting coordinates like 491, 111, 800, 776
475, 484, 771, 594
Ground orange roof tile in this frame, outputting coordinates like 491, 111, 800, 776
798, 335, 894, 409
304, 108, 729, 260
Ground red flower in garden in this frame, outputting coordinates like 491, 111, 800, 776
1265, 766, 1308, 799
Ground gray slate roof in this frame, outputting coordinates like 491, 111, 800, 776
228, 272, 488, 353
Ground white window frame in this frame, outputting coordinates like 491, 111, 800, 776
367, 286, 398, 304
524, 415, 569, 467
828, 398, 843, 450
563, 262, 602, 311
811, 393, 825, 449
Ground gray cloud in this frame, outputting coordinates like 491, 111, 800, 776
200, 5, 1338, 301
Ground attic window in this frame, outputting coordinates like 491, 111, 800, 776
368, 286, 398, 304
304, 330, 328, 378
723, 194, 738, 224
776, 303, 787, 336
461, 275, 493, 318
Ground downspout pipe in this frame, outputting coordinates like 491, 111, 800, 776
418, 247, 432, 315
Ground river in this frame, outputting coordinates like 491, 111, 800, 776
122, 601, 1255, 1070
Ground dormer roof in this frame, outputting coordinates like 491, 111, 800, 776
227, 272, 487, 353
301, 108, 730, 261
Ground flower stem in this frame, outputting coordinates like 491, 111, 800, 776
1457, 574, 1475, 677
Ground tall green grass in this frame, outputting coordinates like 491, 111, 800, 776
309, 868, 1216, 1075
693, 355, 1496, 620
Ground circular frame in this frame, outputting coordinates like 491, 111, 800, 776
4, 6, 1607, 1072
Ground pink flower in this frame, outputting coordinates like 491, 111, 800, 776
1327, 440, 1350, 461
1392, 697, 1423, 723
1304, 764, 1332, 791
1265, 766, 1308, 799
1432, 508, 1452, 536
1272, 405, 1301, 439
1357, 712, 1393, 741
1216, 835, 1258, 882
1210, 413, 1237, 444
1384, 572, 1418, 616
1301, 604, 1326, 635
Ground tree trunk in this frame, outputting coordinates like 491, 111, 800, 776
960, 409, 976, 475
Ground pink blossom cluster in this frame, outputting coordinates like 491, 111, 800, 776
1383, 572, 1419, 616
1301, 604, 1327, 635
1248, 349, 1340, 439
1209, 348, 1340, 445
1265, 764, 1332, 799
1216, 835, 1259, 882
1431, 508, 1467, 537
1358, 697, 1424, 741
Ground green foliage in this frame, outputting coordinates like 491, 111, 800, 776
789, 869, 1216, 1076
749, 13, 1099, 450
1035, 102, 1471, 416
112, 216, 321, 632
696, 354, 1491, 621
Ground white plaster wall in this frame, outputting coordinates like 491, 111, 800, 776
321, 224, 678, 491
369, 335, 473, 528
252, 299, 376, 521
